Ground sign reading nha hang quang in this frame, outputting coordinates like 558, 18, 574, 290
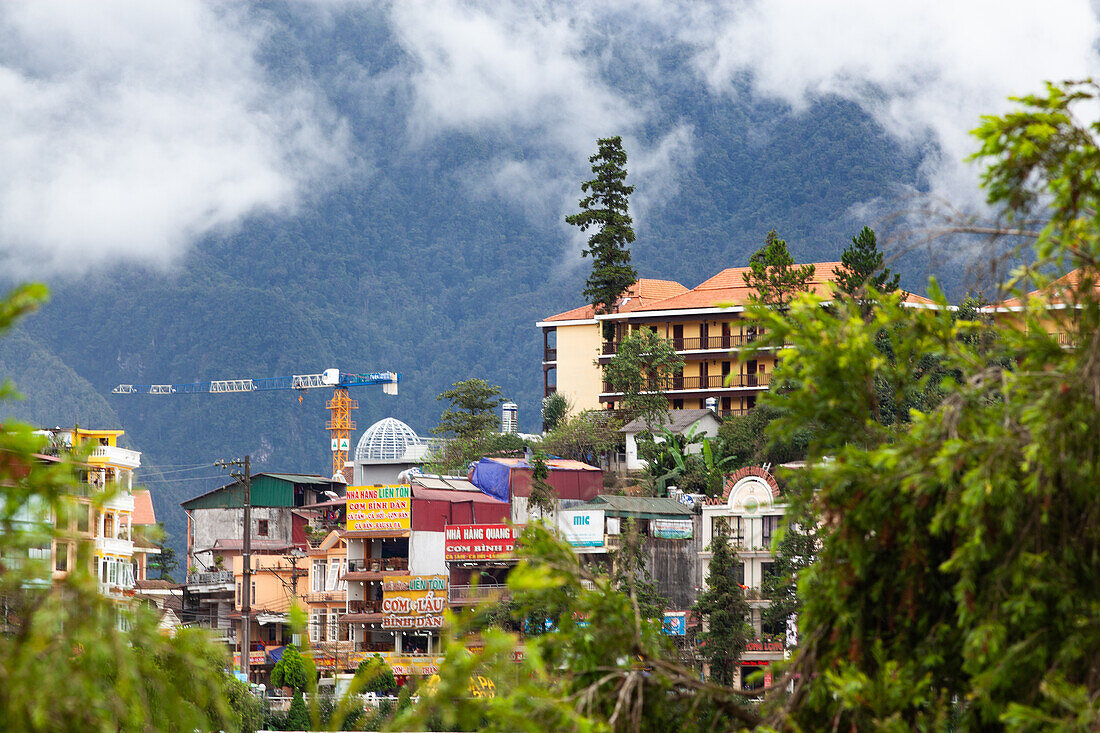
381, 575, 447, 629
346, 485, 411, 532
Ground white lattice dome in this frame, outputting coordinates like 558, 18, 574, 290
354, 417, 423, 462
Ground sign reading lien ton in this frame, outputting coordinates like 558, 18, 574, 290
346, 485, 411, 532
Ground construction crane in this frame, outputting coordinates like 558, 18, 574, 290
112, 368, 399, 476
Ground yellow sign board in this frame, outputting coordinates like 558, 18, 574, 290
382, 575, 447, 629
346, 485, 411, 532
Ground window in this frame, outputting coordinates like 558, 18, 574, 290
104, 512, 114, 539
326, 560, 340, 591
76, 504, 90, 533
672, 399, 684, 410
257, 519, 269, 537
312, 560, 327, 592
761, 561, 777, 585
328, 611, 339, 641
236, 583, 241, 606
761, 515, 781, 547
338, 559, 347, 592
310, 609, 325, 642
55, 542, 68, 572
251, 581, 256, 603
714, 515, 744, 543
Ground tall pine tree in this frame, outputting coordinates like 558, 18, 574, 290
566, 136, 638, 341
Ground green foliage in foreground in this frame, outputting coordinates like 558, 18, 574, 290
394, 522, 759, 732
0, 284, 246, 733
739, 80, 1100, 730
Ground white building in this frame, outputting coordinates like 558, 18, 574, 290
699, 465, 789, 689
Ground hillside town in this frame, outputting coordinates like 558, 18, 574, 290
21, 253, 1086, 708
5, 5, 1100, 730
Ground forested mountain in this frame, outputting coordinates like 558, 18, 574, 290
1, 7, 942, 559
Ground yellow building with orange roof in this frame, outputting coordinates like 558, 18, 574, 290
539, 264, 935, 417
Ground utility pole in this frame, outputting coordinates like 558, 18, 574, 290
217, 456, 251, 683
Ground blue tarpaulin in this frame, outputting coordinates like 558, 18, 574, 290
469, 458, 513, 502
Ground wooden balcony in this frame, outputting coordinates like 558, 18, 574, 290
544, 347, 557, 362
347, 557, 408, 573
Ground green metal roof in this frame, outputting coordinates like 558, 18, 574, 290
180, 473, 335, 510
570, 494, 695, 520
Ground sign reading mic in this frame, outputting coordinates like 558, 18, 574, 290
346, 485, 411, 532
558, 509, 604, 547
444, 524, 520, 561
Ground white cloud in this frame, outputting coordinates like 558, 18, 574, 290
0, 1, 348, 275
686, 0, 1100, 208
386, 0, 694, 259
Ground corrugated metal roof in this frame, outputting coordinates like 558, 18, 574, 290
571, 494, 695, 519
620, 409, 721, 434
181, 472, 337, 509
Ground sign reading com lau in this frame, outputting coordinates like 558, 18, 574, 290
346, 485, 410, 532
382, 575, 447, 629
444, 524, 520, 561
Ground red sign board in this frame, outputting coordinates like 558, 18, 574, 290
445, 524, 520, 561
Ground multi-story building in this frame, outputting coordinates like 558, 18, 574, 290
181, 472, 344, 671
343, 476, 509, 665
38, 428, 143, 599
537, 279, 689, 414
305, 529, 352, 673
699, 466, 789, 689
540, 264, 936, 417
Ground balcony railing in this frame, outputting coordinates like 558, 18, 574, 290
347, 557, 408, 573
89, 445, 141, 468
602, 372, 770, 394
347, 599, 384, 614
544, 385, 557, 397
602, 332, 782, 356
448, 584, 510, 604
303, 590, 347, 604
544, 347, 557, 361
187, 570, 234, 586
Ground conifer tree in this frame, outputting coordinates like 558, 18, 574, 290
566, 136, 638, 341
833, 226, 901, 317
743, 230, 816, 309
693, 520, 750, 687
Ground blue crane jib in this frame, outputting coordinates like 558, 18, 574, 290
112, 369, 399, 396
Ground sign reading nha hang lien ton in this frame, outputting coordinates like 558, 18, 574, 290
346, 485, 411, 532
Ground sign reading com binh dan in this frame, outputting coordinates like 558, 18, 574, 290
346, 485, 410, 532
444, 524, 520, 561
382, 575, 447, 629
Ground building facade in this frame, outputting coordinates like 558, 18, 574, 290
539, 264, 935, 417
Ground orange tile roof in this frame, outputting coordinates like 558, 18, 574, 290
132, 489, 157, 526
630, 262, 844, 312
993, 268, 1099, 308
542, 278, 688, 322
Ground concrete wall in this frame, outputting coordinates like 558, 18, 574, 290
410, 531, 446, 576
188, 506, 293, 569
554, 322, 603, 413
